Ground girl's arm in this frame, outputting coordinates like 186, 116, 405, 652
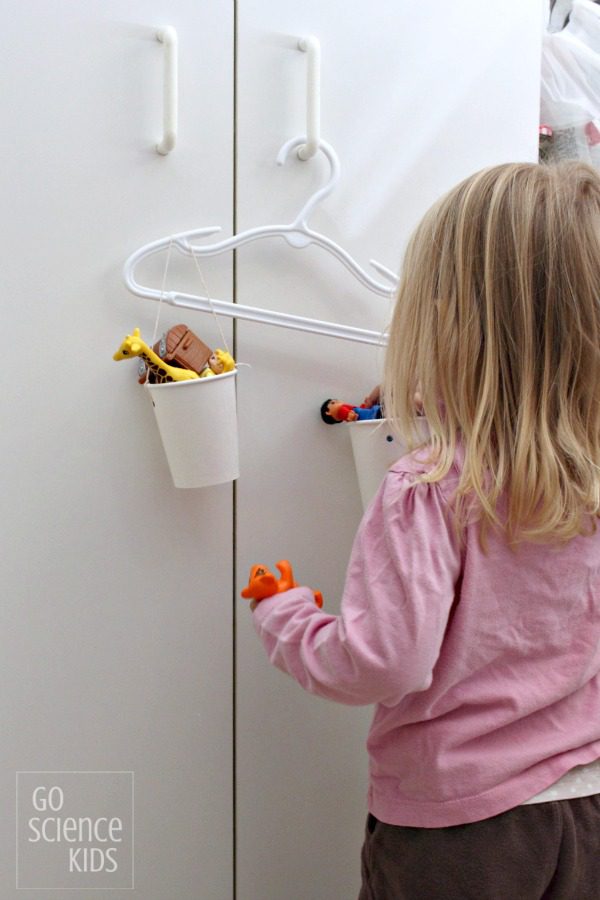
251, 470, 461, 707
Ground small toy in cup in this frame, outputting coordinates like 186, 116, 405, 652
113, 328, 199, 382
320, 398, 383, 424
131, 324, 236, 384
199, 349, 236, 378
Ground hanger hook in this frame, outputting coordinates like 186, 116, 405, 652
276, 136, 341, 229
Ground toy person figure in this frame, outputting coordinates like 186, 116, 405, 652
320, 398, 383, 424
199, 349, 236, 378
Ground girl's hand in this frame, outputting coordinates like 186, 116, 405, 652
362, 385, 381, 408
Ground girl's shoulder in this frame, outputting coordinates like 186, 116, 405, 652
386, 443, 461, 501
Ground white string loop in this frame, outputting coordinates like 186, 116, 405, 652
150, 234, 232, 359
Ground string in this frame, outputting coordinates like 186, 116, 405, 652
190, 249, 231, 357
152, 236, 174, 345
150, 232, 233, 363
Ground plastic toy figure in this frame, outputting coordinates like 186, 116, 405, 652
199, 349, 236, 378
139, 324, 213, 384
241, 560, 323, 608
320, 398, 383, 424
113, 328, 199, 382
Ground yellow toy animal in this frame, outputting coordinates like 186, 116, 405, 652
241, 560, 323, 608
113, 328, 199, 382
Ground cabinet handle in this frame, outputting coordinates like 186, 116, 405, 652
156, 27, 178, 155
297, 36, 321, 161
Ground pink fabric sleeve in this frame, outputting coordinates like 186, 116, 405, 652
251, 471, 462, 707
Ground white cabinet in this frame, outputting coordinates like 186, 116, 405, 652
235, 3, 541, 899
1, 3, 233, 899
0, 2, 541, 898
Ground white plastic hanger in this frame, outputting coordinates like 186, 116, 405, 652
123, 136, 398, 346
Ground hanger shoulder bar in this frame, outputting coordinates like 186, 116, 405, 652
159, 290, 387, 347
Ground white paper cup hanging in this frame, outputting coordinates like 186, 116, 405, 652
113, 326, 239, 489
146, 369, 239, 488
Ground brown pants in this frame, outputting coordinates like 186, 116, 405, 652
359, 795, 600, 899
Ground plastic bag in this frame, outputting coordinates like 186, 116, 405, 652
541, 0, 600, 165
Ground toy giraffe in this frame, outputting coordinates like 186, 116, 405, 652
113, 328, 199, 382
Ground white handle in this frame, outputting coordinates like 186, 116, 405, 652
156, 27, 178, 155
297, 36, 321, 160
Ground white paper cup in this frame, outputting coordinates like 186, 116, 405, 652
348, 417, 430, 510
145, 370, 239, 488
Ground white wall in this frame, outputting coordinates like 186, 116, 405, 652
0, 2, 541, 898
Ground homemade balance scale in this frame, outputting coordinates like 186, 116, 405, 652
121, 34, 428, 503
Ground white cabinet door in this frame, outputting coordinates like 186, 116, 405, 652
235, 2, 542, 898
0, 3, 233, 898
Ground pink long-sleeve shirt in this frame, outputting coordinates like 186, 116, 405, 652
252, 445, 600, 827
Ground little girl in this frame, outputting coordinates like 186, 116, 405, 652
248, 160, 600, 898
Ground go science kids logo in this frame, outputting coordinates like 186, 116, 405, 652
16, 771, 134, 890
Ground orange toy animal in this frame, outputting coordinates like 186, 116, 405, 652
241, 560, 323, 608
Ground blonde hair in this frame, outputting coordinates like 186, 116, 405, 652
383, 161, 600, 548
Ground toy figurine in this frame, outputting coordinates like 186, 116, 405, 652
138, 324, 213, 384
199, 349, 236, 378
113, 328, 199, 382
241, 560, 323, 608
320, 398, 383, 424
